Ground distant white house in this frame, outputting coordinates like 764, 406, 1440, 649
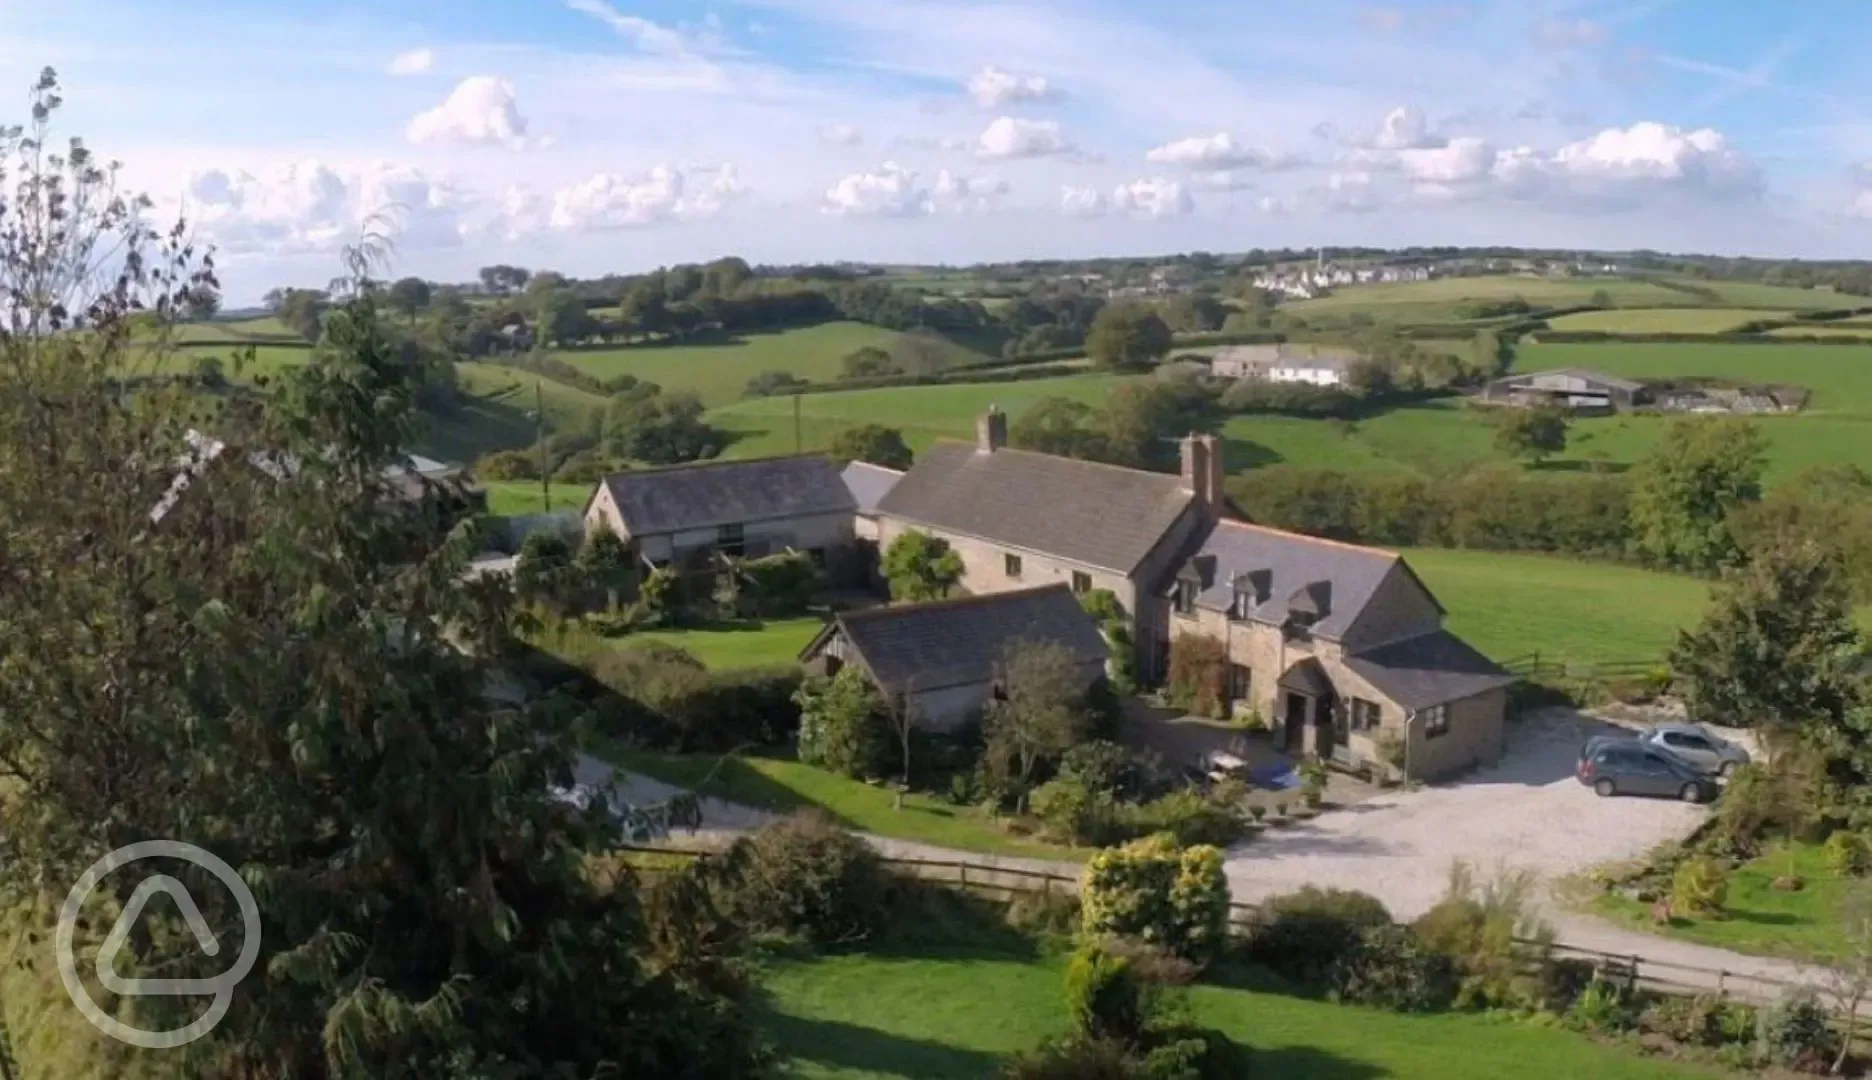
1209, 344, 1362, 387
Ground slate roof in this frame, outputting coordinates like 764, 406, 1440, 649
1343, 630, 1514, 711
1498, 367, 1645, 394
593, 455, 856, 537
1278, 657, 1334, 698
806, 584, 1109, 695
841, 460, 903, 516
875, 441, 1197, 575
1172, 520, 1409, 641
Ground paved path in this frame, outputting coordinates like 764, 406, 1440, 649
579, 753, 1834, 1004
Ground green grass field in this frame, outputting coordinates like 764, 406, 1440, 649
547, 322, 986, 407
1692, 281, 1856, 309
454, 361, 606, 431
711, 373, 1134, 459
1287, 275, 1691, 320
1400, 548, 1712, 665
481, 480, 587, 516
629, 616, 827, 669
603, 744, 1078, 860
761, 946, 1725, 1079
1543, 308, 1783, 334
1596, 841, 1847, 962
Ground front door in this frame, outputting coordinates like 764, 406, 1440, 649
1325, 694, 1352, 765
1283, 692, 1310, 753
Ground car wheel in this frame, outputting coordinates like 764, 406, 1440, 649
1594, 779, 1615, 797
1680, 782, 1704, 803
1719, 761, 1738, 779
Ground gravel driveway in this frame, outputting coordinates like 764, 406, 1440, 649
1221, 708, 1712, 919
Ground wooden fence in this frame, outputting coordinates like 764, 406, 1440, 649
621, 844, 1846, 1011
1499, 652, 1663, 685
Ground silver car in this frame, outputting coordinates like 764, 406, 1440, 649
1639, 722, 1751, 777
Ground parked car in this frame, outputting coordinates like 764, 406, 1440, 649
1577, 738, 1719, 803
1638, 722, 1750, 777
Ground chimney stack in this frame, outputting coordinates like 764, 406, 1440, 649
976, 406, 1008, 453
1179, 433, 1225, 509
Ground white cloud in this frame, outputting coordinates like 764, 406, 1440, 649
1323, 171, 1380, 212
387, 48, 435, 76
1189, 170, 1259, 192
565, 0, 692, 56
407, 76, 528, 148
1853, 190, 1872, 220
823, 163, 934, 217
976, 116, 1072, 159
184, 161, 471, 255
1537, 18, 1607, 48
1491, 122, 1760, 204
1111, 177, 1192, 219
1060, 185, 1106, 217
1398, 136, 1494, 183
549, 165, 740, 230
1368, 105, 1441, 150
933, 169, 1009, 205
818, 123, 863, 147
1145, 132, 1301, 170
967, 65, 1055, 109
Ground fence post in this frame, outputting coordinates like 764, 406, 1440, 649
1630, 954, 1641, 994
959, 863, 968, 890
1717, 970, 1727, 997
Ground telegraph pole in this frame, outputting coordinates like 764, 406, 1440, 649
793, 392, 802, 455
536, 379, 550, 514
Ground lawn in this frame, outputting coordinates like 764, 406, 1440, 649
1400, 547, 1713, 666
602, 744, 1080, 860
1596, 841, 1850, 963
482, 479, 587, 517
1544, 308, 1783, 334
1287, 275, 1694, 322
629, 616, 827, 670
454, 360, 607, 431
760, 946, 1726, 1079
548, 322, 990, 407
710, 372, 1135, 460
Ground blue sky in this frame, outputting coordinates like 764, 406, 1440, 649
4, 0, 1870, 301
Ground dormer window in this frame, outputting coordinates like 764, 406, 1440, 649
1174, 580, 1197, 616
1232, 585, 1251, 620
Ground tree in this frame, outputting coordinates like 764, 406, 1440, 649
1162, 292, 1228, 333
0, 73, 756, 1077
743, 369, 810, 397
1670, 539, 1864, 743
272, 286, 328, 343
577, 528, 635, 611
478, 263, 531, 294
605, 383, 725, 464
539, 288, 598, 346
882, 529, 964, 602
981, 639, 1096, 809
828, 424, 912, 470
1629, 416, 1767, 572
1493, 405, 1568, 466
619, 282, 670, 340
840, 345, 896, 379
183, 281, 222, 320
1085, 303, 1173, 371
1010, 396, 1107, 461
387, 276, 431, 323
891, 330, 953, 375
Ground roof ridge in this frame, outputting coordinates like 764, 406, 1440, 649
927, 439, 1194, 489
1213, 518, 1400, 560
843, 460, 905, 477
838, 583, 1076, 623
598, 453, 830, 483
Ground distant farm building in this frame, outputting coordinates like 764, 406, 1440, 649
1481, 368, 1647, 412
1209, 344, 1363, 387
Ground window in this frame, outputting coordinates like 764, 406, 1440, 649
1174, 580, 1196, 616
1350, 698, 1382, 732
1071, 571, 1092, 594
1420, 704, 1449, 739
716, 522, 745, 557
1665, 732, 1711, 752
1228, 664, 1251, 702
1005, 553, 1023, 578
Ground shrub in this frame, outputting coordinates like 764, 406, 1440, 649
1331, 924, 1457, 1012
1032, 776, 1120, 846
1244, 886, 1393, 989
1640, 993, 1727, 1047
1166, 635, 1227, 718
1139, 1027, 1252, 1080
1565, 977, 1634, 1034
1413, 862, 1552, 1009
1756, 986, 1835, 1070
1061, 740, 1170, 801
1824, 829, 1872, 876
738, 552, 818, 616
1297, 757, 1328, 807
1000, 1036, 1142, 1080
794, 667, 892, 779
1122, 790, 1243, 849
1081, 836, 1230, 960
707, 813, 888, 945
1066, 945, 1146, 1043
587, 646, 801, 751
1670, 856, 1728, 917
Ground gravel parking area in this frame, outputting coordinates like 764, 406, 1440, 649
1222, 708, 1712, 919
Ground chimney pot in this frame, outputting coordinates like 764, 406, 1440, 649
975, 406, 1008, 453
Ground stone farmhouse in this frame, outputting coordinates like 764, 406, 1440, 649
583, 455, 856, 569
1208, 344, 1362, 387
800, 584, 1108, 732
572, 411, 1510, 780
